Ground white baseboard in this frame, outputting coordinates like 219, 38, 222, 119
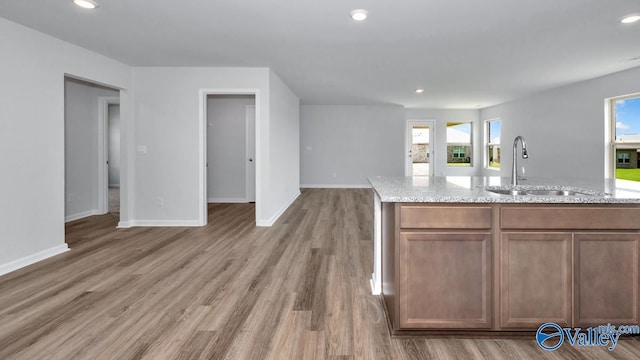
207, 197, 247, 203
127, 220, 202, 227
117, 221, 133, 228
65, 209, 102, 222
0, 244, 69, 277
256, 191, 300, 227
300, 184, 371, 189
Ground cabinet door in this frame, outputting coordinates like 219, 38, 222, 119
399, 232, 491, 329
574, 233, 639, 327
500, 232, 572, 329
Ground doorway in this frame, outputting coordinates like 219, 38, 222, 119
246, 105, 256, 202
406, 120, 435, 176
64, 77, 120, 223
106, 103, 121, 213
205, 94, 257, 221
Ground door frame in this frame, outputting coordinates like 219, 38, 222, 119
199, 89, 261, 226
405, 120, 435, 176
245, 105, 256, 202
98, 96, 120, 214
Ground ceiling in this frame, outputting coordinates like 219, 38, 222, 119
1, 0, 639, 108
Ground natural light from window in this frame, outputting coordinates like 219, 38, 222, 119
447, 122, 472, 167
486, 119, 501, 169
612, 96, 640, 185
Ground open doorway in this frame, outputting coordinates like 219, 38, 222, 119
205, 94, 257, 222
406, 120, 435, 176
64, 77, 120, 240
106, 102, 121, 213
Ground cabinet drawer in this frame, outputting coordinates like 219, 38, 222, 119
501, 207, 640, 230
400, 206, 492, 229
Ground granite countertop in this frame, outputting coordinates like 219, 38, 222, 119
368, 176, 640, 204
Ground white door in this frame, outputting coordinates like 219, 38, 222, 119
246, 105, 256, 202
406, 120, 435, 176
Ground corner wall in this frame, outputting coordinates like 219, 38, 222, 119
264, 70, 300, 224
480, 65, 640, 180
0, 18, 132, 275
131, 67, 300, 227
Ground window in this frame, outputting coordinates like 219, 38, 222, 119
485, 119, 501, 169
447, 122, 472, 166
610, 95, 640, 183
618, 152, 630, 164
453, 147, 465, 158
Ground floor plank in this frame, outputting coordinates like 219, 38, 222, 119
0, 189, 639, 359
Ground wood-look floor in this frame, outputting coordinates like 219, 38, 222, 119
1, 188, 639, 359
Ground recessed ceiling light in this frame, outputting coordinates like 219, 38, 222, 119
621, 14, 640, 24
415, 88, 424, 94
73, 0, 98, 9
350, 9, 368, 21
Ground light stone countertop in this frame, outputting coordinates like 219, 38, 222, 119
368, 176, 640, 204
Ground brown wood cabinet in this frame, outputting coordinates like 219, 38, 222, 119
574, 233, 640, 327
399, 232, 491, 329
381, 203, 640, 335
499, 206, 640, 330
383, 204, 492, 331
500, 232, 572, 328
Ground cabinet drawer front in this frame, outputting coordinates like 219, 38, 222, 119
501, 207, 640, 230
400, 206, 492, 229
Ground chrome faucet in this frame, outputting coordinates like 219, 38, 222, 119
511, 136, 529, 186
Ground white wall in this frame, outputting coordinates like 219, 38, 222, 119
65, 78, 118, 221
300, 105, 405, 186
266, 70, 300, 220
207, 95, 255, 202
108, 104, 121, 187
405, 109, 481, 177
131, 67, 300, 226
0, 18, 132, 275
480, 65, 640, 180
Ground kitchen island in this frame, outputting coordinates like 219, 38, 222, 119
368, 176, 640, 334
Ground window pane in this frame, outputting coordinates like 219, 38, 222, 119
486, 120, 501, 169
615, 97, 640, 142
411, 125, 430, 176
613, 96, 640, 183
447, 123, 472, 167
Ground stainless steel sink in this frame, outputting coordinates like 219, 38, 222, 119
485, 188, 595, 196
487, 189, 528, 196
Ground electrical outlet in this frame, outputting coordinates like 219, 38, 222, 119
156, 197, 164, 207
332, 173, 337, 178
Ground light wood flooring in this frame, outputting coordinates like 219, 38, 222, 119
1, 188, 640, 359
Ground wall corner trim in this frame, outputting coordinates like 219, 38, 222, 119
117, 221, 133, 228
256, 190, 301, 227
0, 244, 70, 277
